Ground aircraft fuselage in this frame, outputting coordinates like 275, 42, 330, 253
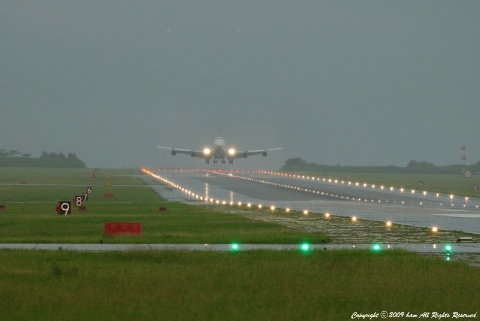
157, 137, 282, 164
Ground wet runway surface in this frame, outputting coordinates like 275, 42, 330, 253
145, 169, 480, 235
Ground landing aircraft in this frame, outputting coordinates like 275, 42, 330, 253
157, 137, 282, 164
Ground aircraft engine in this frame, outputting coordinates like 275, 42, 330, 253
171, 150, 177, 156
262, 151, 268, 157
243, 151, 248, 158
190, 151, 196, 157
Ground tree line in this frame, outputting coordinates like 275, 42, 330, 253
40, 151, 81, 161
280, 157, 480, 175
0, 149, 31, 158
0, 149, 86, 168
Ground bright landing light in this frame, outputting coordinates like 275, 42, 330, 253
228, 148, 236, 155
203, 148, 211, 155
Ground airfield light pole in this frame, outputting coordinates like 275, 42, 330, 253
461, 144, 466, 174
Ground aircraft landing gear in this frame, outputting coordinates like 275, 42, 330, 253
221, 159, 226, 164
205, 159, 210, 164
229, 159, 233, 164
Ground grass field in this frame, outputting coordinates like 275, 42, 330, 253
1, 167, 479, 320
0, 249, 479, 321
0, 202, 330, 244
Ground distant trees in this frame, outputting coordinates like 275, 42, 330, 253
284, 157, 308, 168
38, 151, 86, 167
0, 149, 86, 168
1, 149, 83, 161
40, 151, 84, 161
40, 151, 66, 159
280, 157, 480, 175
0, 149, 27, 158
406, 160, 435, 167
67, 152, 78, 160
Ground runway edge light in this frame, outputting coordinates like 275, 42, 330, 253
300, 242, 311, 253
230, 243, 240, 252
445, 244, 452, 261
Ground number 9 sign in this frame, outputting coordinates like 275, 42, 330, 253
57, 201, 71, 215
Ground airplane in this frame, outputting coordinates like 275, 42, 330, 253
157, 137, 282, 164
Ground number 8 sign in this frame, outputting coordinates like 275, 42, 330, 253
74, 196, 83, 207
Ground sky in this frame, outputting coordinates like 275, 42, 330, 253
1, 1, 479, 169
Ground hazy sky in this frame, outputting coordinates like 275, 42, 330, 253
1, 1, 479, 169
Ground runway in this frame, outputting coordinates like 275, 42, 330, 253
143, 168, 480, 235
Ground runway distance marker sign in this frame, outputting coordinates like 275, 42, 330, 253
56, 201, 71, 215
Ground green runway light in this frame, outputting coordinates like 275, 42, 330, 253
444, 244, 453, 261
230, 243, 240, 252
445, 244, 452, 261
372, 244, 381, 252
300, 243, 311, 252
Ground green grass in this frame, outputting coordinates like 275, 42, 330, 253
0, 202, 329, 244
0, 167, 140, 185
0, 249, 478, 321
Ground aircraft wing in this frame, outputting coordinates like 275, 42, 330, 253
232, 148, 283, 159
157, 146, 210, 158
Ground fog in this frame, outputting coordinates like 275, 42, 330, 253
1, 1, 479, 169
